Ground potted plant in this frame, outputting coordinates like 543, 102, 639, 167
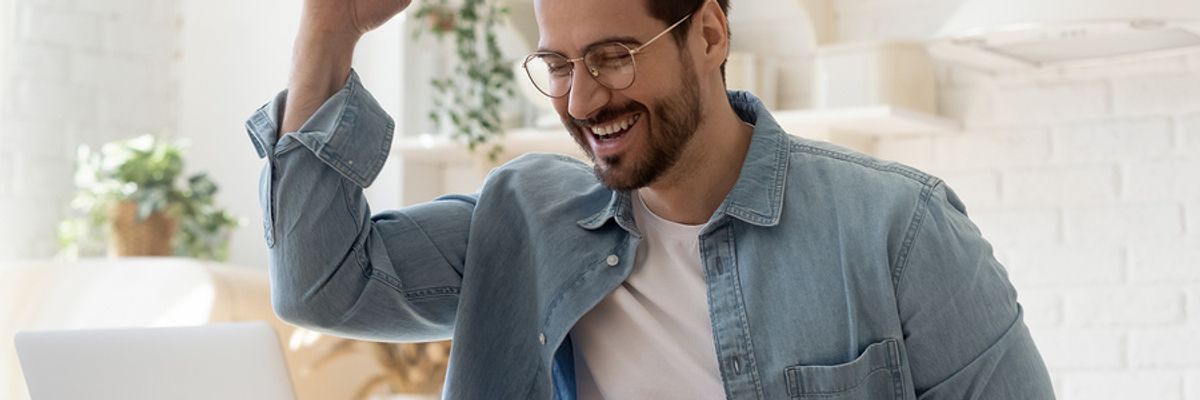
411, 0, 517, 161
58, 134, 241, 261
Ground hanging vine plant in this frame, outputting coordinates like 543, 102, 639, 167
412, 0, 516, 162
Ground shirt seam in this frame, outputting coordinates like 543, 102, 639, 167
891, 180, 942, 292
789, 140, 935, 186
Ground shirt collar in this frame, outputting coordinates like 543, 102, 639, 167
577, 90, 790, 231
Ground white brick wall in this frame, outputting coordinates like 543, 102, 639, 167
1063, 371, 1183, 400
849, 0, 1200, 397
1066, 287, 1186, 327
1053, 118, 1175, 164
1189, 204, 1200, 238
1005, 245, 1124, 287
0, 0, 179, 261
1113, 74, 1200, 116
1034, 329, 1125, 369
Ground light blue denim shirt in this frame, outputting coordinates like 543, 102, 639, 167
246, 70, 1054, 399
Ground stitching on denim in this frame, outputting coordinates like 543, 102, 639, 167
364, 211, 465, 297
263, 162, 275, 247
338, 175, 363, 233
785, 368, 799, 398
725, 225, 766, 399
524, 363, 543, 400
323, 91, 366, 185
892, 180, 939, 289
789, 140, 933, 185
699, 231, 735, 397
726, 129, 789, 226
887, 339, 905, 399
341, 179, 372, 287
336, 177, 405, 294
351, 99, 395, 188
785, 365, 893, 396
540, 236, 628, 332
403, 286, 461, 299
317, 80, 391, 188
246, 116, 269, 158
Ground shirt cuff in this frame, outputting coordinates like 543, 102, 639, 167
244, 69, 395, 188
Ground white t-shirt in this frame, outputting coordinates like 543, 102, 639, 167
570, 192, 725, 399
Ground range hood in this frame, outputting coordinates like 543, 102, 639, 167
930, 0, 1200, 71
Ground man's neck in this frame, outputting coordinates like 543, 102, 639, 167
637, 97, 753, 226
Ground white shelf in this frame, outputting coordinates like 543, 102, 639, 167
395, 106, 957, 166
772, 105, 959, 137
392, 127, 586, 165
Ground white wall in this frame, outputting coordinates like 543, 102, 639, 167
0, 0, 180, 261
176, 0, 408, 269
838, 1, 1200, 398
175, 0, 297, 270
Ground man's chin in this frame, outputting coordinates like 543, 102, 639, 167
593, 158, 652, 192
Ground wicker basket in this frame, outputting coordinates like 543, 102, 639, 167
108, 200, 177, 257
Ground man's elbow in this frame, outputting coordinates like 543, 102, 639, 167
271, 291, 338, 330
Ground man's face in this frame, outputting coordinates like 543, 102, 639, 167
534, 0, 703, 191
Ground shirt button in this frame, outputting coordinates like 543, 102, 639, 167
538, 333, 546, 345
606, 255, 619, 266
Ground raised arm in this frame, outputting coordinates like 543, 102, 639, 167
246, 0, 475, 343
281, 0, 410, 136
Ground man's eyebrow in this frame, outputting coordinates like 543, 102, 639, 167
537, 36, 643, 56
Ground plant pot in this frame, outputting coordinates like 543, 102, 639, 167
426, 7, 456, 33
108, 200, 176, 257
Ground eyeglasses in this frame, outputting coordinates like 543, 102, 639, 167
521, 13, 693, 99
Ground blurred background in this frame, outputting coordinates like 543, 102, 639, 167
0, 0, 1198, 398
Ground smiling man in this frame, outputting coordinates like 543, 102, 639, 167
246, 0, 1055, 398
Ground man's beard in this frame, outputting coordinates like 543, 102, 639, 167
566, 57, 703, 192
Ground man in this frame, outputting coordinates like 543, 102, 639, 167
245, 0, 1056, 398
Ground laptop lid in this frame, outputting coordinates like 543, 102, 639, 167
14, 321, 297, 400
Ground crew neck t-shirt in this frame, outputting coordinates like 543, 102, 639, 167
570, 192, 725, 399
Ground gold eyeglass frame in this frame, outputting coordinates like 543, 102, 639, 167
521, 12, 695, 99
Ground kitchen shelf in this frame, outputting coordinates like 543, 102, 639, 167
392, 127, 584, 165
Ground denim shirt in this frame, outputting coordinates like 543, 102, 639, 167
246, 70, 1054, 400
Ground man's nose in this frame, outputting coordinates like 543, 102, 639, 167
567, 64, 610, 121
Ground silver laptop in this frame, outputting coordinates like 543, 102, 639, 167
14, 321, 297, 400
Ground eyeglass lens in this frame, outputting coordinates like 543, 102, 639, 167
523, 43, 638, 98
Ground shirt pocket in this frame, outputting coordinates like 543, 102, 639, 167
784, 338, 905, 399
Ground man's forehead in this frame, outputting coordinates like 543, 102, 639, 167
533, 0, 653, 53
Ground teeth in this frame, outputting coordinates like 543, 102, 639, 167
592, 114, 639, 137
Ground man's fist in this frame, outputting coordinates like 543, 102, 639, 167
302, 0, 411, 38
348, 0, 411, 34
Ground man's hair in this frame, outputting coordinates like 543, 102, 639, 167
645, 0, 732, 82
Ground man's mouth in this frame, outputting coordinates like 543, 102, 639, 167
589, 113, 641, 142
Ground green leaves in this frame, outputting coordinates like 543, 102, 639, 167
57, 135, 241, 261
412, 0, 516, 162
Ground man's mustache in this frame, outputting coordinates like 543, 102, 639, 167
571, 102, 647, 128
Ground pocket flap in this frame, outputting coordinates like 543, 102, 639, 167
785, 338, 902, 398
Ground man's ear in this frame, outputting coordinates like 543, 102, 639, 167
695, 0, 730, 74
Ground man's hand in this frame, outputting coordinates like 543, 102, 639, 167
302, 0, 411, 38
281, 0, 412, 137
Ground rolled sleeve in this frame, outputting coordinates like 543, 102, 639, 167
244, 69, 394, 188
244, 69, 469, 342
896, 182, 1055, 399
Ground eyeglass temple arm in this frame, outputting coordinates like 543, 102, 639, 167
629, 13, 693, 55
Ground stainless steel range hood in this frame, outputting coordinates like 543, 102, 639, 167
930, 0, 1200, 71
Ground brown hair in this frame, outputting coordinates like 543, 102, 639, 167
644, 0, 732, 81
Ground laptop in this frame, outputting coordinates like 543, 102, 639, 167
14, 321, 297, 400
